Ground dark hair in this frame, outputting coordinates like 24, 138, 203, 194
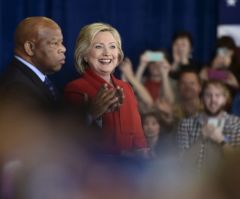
141, 111, 173, 130
215, 36, 239, 73
171, 31, 193, 47
142, 112, 161, 124
217, 36, 237, 50
201, 80, 231, 109
178, 69, 201, 85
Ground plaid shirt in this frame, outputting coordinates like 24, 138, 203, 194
177, 112, 240, 170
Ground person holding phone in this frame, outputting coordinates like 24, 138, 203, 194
177, 80, 240, 171
200, 36, 239, 91
119, 49, 175, 116
135, 50, 173, 101
64, 23, 148, 156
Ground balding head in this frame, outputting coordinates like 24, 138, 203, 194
13, 17, 66, 74
14, 17, 59, 53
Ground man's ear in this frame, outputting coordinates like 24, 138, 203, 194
24, 41, 35, 56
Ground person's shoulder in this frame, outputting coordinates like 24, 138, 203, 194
225, 112, 240, 123
64, 77, 86, 91
2, 58, 22, 77
114, 77, 131, 89
2, 57, 40, 83
65, 78, 83, 85
224, 113, 240, 134
179, 114, 200, 126
1, 66, 30, 91
113, 77, 125, 85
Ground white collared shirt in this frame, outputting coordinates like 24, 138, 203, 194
15, 55, 46, 82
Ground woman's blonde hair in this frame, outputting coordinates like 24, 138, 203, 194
74, 22, 124, 74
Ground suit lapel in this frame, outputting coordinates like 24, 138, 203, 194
11, 58, 55, 102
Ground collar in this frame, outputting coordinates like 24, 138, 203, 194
84, 68, 118, 89
15, 55, 46, 82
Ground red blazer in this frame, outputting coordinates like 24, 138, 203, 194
64, 68, 147, 154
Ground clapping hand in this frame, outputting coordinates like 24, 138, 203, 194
89, 84, 124, 119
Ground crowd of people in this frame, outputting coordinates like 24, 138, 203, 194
1, 16, 240, 199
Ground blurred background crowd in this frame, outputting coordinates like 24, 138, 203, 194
1, 0, 240, 199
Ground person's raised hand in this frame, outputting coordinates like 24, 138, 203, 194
159, 58, 171, 77
139, 51, 150, 66
119, 58, 134, 79
89, 84, 119, 119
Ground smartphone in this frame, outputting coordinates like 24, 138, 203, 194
208, 69, 228, 80
208, 118, 219, 127
146, 51, 164, 62
217, 47, 228, 57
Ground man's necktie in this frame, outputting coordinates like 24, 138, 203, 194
43, 77, 58, 100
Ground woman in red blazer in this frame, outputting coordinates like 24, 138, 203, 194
64, 23, 148, 156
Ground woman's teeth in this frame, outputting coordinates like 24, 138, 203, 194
99, 59, 111, 64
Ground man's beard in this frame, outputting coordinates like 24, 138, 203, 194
204, 104, 225, 117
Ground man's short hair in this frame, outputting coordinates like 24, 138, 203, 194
201, 80, 231, 107
178, 69, 201, 84
171, 31, 193, 47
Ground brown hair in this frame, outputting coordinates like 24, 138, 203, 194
201, 80, 231, 108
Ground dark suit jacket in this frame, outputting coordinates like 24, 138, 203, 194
0, 58, 61, 111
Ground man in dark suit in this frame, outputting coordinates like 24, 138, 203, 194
0, 17, 66, 110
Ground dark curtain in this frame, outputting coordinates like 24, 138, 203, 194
1, 0, 218, 89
